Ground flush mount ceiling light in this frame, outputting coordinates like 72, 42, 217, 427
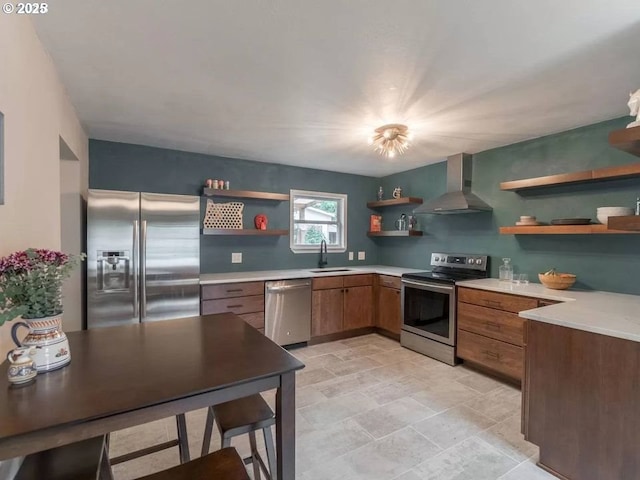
369, 124, 411, 158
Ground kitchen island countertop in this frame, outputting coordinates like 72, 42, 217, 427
200, 265, 424, 285
456, 278, 640, 343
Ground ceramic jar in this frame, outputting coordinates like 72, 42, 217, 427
6, 347, 37, 385
11, 314, 71, 372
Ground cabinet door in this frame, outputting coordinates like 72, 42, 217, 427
377, 286, 401, 334
344, 286, 373, 330
312, 288, 344, 337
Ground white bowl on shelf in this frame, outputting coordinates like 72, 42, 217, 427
596, 207, 634, 225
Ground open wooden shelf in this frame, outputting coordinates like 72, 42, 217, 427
607, 215, 640, 231
367, 197, 423, 208
609, 125, 640, 157
202, 189, 289, 201
202, 229, 289, 236
500, 161, 640, 191
499, 224, 639, 235
367, 230, 423, 237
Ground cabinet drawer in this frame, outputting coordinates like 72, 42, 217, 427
378, 275, 401, 290
457, 302, 524, 346
313, 276, 344, 290
457, 330, 523, 380
202, 295, 264, 315
239, 312, 265, 329
344, 274, 373, 287
458, 287, 538, 313
202, 281, 265, 300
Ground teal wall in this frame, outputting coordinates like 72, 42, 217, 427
89, 140, 380, 273
378, 117, 640, 294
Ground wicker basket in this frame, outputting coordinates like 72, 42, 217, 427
538, 273, 576, 290
203, 200, 244, 229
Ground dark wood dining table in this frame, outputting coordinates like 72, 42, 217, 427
0, 313, 305, 479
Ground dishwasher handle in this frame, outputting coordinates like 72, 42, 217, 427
266, 283, 311, 293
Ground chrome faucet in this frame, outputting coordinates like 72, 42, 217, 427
318, 240, 328, 268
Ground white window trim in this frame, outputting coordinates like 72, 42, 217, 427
290, 189, 347, 253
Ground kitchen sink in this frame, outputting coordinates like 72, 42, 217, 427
309, 268, 353, 273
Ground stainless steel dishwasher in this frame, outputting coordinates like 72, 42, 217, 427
265, 278, 312, 346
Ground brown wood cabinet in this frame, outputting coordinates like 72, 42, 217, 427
376, 275, 402, 335
311, 275, 373, 338
457, 287, 558, 382
523, 321, 640, 480
201, 281, 265, 332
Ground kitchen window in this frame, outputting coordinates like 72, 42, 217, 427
290, 190, 347, 253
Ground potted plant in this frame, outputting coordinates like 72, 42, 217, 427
0, 248, 84, 372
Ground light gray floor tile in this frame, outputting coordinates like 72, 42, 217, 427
410, 379, 481, 413
341, 334, 399, 351
498, 459, 558, 479
456, 371, 506, 393
412, 436, 518, 480
364, 375, 429, 405
297, 385, 329, 408
300, 341, 352, 357
464, 385, 521, 422
302, 353, 344, 370
326, 355, 383, 376
353, 397, 437, 439
393, 470, 423, 480
109, 418, 169, 458
367, 361, 423, 382
316, 370, 384, 398
413, 405, 496, 449
297, 367, 337, 387
371, 348, 423, 365
299, 391, 378, 426
478, 414, 537, 462
336, 344, 388, 361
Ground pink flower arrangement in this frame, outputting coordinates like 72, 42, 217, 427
0, 248, 84, 325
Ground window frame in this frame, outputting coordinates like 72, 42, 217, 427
289, 189, 347, 253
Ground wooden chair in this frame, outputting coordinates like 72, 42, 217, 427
136, 447, 250, 480
201, 394, 277, 480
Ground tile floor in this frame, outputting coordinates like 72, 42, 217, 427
109, 334, 556, 480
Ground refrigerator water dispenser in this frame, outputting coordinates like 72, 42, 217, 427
97, 250, 130, 292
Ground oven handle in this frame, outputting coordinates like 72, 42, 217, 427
401, 279, 454, 294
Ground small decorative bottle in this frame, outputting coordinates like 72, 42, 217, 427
499, 258, 513, 283
377, 186, 384, 201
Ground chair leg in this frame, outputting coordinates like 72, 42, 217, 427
263, 426, 277, 480
99, 436, 114, 480
175, 414, 191, 464
201, 406, 215, 457
248, 431, 261, 480
222, 433, 232, 449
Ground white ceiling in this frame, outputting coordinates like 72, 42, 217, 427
34, 1, 640, 176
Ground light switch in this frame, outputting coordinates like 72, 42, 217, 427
358, 251, 365, 260
231, 252, 242, 264
348, 252, 354, 261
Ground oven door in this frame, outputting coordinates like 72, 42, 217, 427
401, 279, 456, 346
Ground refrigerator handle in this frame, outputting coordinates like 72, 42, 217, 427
133, 220, 140, 318
140, 220, 148, 320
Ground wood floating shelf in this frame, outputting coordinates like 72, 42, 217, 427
609, 125, 640, 157
202, 229, 289, 236
202, 189, 289, 201
367, 197, 423, 208
367, 230, 423, 237
499, 225, 639, 235
607, 215, 640, 231
500, 161, 640, 191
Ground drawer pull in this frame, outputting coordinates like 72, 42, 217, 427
226, 289, 243, 293
484, 299, 502, 308
485, 321, 502, 330
483, 350, 501, 360
227, 304, 243, 309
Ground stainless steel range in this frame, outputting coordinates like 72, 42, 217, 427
401, 253, 488, 365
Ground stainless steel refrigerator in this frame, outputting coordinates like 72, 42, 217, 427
87, 189, 200, 329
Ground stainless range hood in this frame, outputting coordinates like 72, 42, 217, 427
413, 153, 492, 214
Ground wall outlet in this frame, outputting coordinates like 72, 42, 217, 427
358, 251, 365, 260
348, 251, 354, 261
231, 252, 242, 264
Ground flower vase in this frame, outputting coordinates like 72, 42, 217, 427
10, 313, 71, 372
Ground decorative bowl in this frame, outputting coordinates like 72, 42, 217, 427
596, 207, 633, 225
538, 273, 576, 290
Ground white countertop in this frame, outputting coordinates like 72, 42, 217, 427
457, 279, 640, 343
200, 265, 424, 285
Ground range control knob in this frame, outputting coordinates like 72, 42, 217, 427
434, 256, 440, 262
475, 258, 483, 265
467, 258, 474, 264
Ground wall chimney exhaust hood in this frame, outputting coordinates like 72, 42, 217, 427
413, 153, 492, 214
